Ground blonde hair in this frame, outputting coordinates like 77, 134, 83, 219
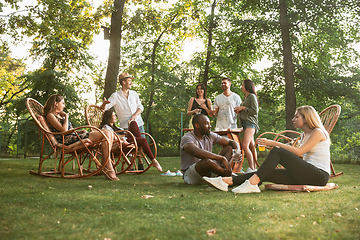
296, 105, 330, 139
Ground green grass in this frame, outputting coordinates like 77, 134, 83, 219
0, 157, 359, 240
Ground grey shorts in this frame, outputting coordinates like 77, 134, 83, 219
183, 163, 217, 185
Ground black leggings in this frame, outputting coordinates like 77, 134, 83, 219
232, 147, 329, 186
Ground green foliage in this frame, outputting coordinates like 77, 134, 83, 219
1, 0, 360, 158
330, 101, 360, 163
0, 0, 105, 155
228, 0, 360, 148
0, 46, 26, 109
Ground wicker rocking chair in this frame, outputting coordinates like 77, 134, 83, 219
26, 98, 111, 179
85, 105, 157, 174
256, 104, 343, 178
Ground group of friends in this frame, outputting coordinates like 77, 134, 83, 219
186, 78, 259, 173
42, 73, 332, 194
182, 77, 331, 193
43, 72, 162, 181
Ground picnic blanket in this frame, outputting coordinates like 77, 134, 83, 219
264, 183, 338, 192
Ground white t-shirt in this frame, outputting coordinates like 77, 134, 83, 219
214, 93, 242, 130
301, 128, 331, 175
105, 90, 144, 128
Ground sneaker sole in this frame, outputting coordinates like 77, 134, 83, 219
203, 177, 228, 192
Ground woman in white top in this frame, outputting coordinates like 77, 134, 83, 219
203, 105, 331, 193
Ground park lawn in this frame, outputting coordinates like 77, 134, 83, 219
0, 157, 359, 240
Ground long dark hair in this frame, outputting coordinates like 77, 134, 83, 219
195, 83, 207, 99
243, 79, 257, 96
43, 94, 63, 117
99, 109, 121, 131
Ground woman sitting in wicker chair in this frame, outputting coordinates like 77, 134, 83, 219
99, 109, 163, 172
203, 105, 331, 193
44, 94, 119, 181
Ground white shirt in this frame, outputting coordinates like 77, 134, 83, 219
105, 90, 144, 128
214, 92, 242, 130
301, 128, 331, 175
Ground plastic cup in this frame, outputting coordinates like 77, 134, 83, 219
258, 145, 265, 151
211, 106, 216, 115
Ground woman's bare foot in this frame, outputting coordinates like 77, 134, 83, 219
102, 166, 119, 181
152, 159, 163, 172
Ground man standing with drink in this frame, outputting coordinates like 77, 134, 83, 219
213, 77, 242, 130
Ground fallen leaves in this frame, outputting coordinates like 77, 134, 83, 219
333, 212, 342, 217
141, 195, 154, 199
206, 228, 216, 236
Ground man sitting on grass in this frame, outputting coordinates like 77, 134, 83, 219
180, 114, 241, 185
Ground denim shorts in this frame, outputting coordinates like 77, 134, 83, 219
241, 120, 256, 130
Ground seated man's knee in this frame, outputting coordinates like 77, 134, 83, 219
199, 158, 213, 165
196, 158, 217, 170
222, 145, 232, 153
224, 145, 232, 150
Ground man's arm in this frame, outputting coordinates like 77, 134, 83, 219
213, 97, 219, 116
183, 143, 227, 164
217, 137, 241, 161
100, 97, 110, 110
129, 108, 142, 123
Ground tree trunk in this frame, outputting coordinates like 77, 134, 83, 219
103, 0, 125, 99
144, 35, 162, 135
202, 0, 217, 88
143, 13, 178, 133
279, 0, 296, 130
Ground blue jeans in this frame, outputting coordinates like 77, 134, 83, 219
241, 120, 256, 130
138, 124, 145, 133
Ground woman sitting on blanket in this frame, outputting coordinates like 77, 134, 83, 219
99, 109, 163, 172
203, 105, 331, 193
43, 94, 119, 181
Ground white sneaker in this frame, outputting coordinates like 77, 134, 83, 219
245, 167, 257, 173
203, 176, 228, 192
175, 170, 183, 177
231, 180, 261, 194
160, 170, 176, 176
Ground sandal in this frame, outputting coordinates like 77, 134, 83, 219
102, 166, 119, 181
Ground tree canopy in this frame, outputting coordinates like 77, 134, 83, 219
1, 0, 359, 161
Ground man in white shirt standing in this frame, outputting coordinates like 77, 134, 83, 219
213, 77, 242, 130
101, 72, 145, 133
